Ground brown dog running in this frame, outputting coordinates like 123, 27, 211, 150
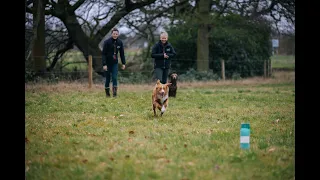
168, 73, 178, 97
152, 79, 172, 116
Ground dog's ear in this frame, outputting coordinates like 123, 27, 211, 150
165, 83, 172, 86
156, 79, 161, 85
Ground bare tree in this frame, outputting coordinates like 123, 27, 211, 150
25, 0, 294, 75
28, 0, 46, 75
26, 0, 157, 75
26, 0, 193, 75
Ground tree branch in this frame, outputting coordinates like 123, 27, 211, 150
216, 0, 230, 18
143, 0, 190, 24
47, 39, 74, 71
71, 0, 86, 12
26, 7, 33, 14
250, 0, 276, 18
93, 0, 156, 43
124, 0, 156, 12
27, 0, 33, 6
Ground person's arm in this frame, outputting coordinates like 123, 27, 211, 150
119, 41, 126, 65
102, 41, 108, 66
151, 44, 164, 58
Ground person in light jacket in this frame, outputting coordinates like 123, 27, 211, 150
151, 31, 177, 84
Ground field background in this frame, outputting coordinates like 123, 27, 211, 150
26, 52, 295, 180
271, 55, 295, 71
53, 50, 295, 73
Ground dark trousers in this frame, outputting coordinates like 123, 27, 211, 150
105, 63, 118, 89
154, 68, 169, 84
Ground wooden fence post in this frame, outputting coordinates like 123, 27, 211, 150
221, 59, 225, 81
88, 55, 93, 88
264, 59, 267, 78
268, 58, 272, 77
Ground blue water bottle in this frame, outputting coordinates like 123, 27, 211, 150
240, 123, 250, 149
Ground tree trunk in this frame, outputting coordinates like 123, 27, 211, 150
62, 15, 103, 75
48, 0, 158, 76
196, 0, 210, 72
32, 0, 46, 75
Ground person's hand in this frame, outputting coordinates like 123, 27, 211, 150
103, 65, 107, 71
164, 53, 169, 59
121, 64, 126, 70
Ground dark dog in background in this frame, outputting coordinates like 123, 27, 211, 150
168, 73, 178, 97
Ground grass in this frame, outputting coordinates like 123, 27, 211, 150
271, 55, 295, 70
25, 71, 295, 180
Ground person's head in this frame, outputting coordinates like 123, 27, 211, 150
160, 31, 168, 44
111, 28, 119, 39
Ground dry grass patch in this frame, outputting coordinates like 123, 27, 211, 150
25, 71, 294, 93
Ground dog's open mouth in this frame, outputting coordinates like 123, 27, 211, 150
158, 92, 165, 97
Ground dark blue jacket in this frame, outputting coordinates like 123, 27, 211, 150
102, 37, 126, 66
151, 41, 176, 69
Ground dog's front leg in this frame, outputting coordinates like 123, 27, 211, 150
153, 103, 157, 116
153, 101, 162, 116
161, 99, 169, 116
160, 105, 165, 116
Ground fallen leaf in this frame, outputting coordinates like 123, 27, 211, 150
25, 137, 29, 143
109, 157, 114, 161
184, 143, 187, 148
82, 159, 88, 163
100, 162, 106, 166
187, 162, 195, 166
129, 131, 135, 135
88, 133, 96, 136
40, 151, 48, 155
162, 145, 168, 150
125, 155, 130, 159
157, 158, 170, 163
268, 147, 276, 152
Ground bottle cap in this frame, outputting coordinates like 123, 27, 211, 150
241, 123, 250, 129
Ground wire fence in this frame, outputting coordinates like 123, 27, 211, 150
26, 54, 294, 84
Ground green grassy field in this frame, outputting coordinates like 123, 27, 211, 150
25, 71, 295, 180
271, 55, 295, 70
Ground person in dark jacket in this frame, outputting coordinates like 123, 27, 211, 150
151, 31, 177, 84
102, 28, 126, 97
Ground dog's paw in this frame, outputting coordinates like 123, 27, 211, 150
161, 106, 166, 113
